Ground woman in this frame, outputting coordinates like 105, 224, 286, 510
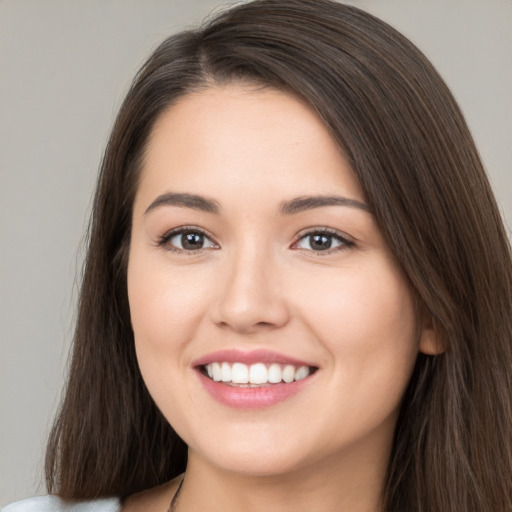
4, 0, 512, 510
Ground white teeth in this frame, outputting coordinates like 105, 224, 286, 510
268, 363, 282, 383
204, 362, 313, 385
249, 363, 268, 384
231, 362, 249, 384
295, 365, 309, 381
212, 362, 222, 382
282, 365, 295, 383
221, 362, 231, 382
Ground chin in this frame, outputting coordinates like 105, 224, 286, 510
196, 445, 311, 478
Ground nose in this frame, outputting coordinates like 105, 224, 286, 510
210, 246, 290, 334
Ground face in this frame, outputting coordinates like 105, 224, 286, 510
127, 84, 432, 478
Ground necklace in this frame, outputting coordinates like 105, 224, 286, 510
167, 477, 184, 512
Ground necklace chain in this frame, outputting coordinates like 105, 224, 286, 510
167, 478, 184, 512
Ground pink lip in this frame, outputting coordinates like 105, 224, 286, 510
197, 372, 315, 409
192, 349, 318, 409
192, 348, 315, 367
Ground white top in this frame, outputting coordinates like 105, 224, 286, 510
1, 496, 121, 512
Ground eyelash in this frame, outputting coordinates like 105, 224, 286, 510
157, 226, 354, 256
157, 226, 217, 255
292, 227, 355, 255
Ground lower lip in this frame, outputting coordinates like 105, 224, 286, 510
197, 371, 314, 409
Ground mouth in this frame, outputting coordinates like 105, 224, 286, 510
200, 362, 317, 387
193, 349, 319, 409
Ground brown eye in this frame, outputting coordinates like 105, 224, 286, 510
308, 234, 334, 251
161, 228, 217, 252
294, 230, 353, 253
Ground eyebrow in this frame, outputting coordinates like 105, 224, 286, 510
279, 195, 371, 215
145, 192, 220, 215
144, 192, 371, 216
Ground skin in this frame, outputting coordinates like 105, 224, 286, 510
124, 84, 437, 512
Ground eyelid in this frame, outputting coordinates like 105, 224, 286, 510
291, 227, 355, 254
156, 225, 354, 255
157, 225, 220, 253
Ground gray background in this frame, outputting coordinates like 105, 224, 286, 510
1, 0, 510, 506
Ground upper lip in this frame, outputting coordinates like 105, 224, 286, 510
192, 349, 317, 368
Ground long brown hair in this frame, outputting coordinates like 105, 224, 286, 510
46, 1, 512, 510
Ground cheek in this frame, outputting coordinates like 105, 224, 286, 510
297, 259, 417, 341
126, 249, 211, 362
126, 251, 210, 426
294, 259, 419, 404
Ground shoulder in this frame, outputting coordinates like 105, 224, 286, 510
1, 496, 121, 512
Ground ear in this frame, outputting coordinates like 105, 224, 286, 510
418, 314, 444, 355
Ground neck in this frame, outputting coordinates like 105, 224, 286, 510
176, 443, 389, 512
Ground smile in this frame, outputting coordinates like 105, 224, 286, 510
203, 362, 313, 386
193, 349, 319, 409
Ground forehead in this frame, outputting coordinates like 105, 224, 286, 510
136, 84, 364, 208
